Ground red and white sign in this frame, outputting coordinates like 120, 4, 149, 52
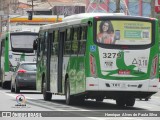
155, 0, 160, 12
118, 70, 130, 75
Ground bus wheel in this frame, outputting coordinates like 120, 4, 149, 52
43, 82, 52, 101
126, 97, 135, 107
96, 97, 104, 102
65, 79, 75, 105
116, 98, 125, 107
15, 81, 20, 93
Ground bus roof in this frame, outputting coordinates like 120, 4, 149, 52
39, 13, 155, 31
39, 13, 125, 31
63, 13, 125, 22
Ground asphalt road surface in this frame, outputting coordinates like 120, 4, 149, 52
0, 88, 160, 120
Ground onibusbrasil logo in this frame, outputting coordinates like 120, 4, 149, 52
15, 94, 26, 106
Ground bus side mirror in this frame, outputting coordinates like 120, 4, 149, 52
33, 39, 38, 50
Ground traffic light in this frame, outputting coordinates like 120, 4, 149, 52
28, 12, 32, 20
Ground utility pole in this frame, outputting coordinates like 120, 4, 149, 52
28, 0, 33, 20
151, 0, 155, 17
115, 0, 121, 13
7, 0, 10, 32
32, 0, 33, 14
0, 0, 3, 34
0, 11, 4, 34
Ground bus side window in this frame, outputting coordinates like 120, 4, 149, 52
48, 31, 54, 55
53, 30, 59, 56
51, 31, 54, 55
71, 27, 78, 55
38, 31, 45, 57
44, 32, 48, 55
37, 38, 40, 57
79, 26, 87, 54
64, 28, 71, 55
41, 32, 45, 54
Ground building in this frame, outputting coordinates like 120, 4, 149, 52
0, 0, 9, 14
0, 0, 19, 14
0, 0, 16, 33
86, 0, 152, 17
26, 0, 86, 16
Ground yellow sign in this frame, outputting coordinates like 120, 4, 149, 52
10, 17, 62, 23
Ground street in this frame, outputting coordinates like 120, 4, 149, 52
0, 87, 160, 120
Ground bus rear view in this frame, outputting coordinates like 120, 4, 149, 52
0, 31, 38, 88
35, 13, 159, 107
86, 16, 159, 106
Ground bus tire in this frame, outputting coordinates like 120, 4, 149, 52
126, 97, 135, 107
65, 79, 75, 105
43, 82, 52, 101
116, 98, 125, 107
15, 81, 20, 93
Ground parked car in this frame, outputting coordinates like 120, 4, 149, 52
11, 61, 37, 93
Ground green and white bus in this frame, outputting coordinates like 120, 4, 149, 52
34, 13, 159, 106
0, 31, 38, 88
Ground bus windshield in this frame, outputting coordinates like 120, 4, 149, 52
11, 34, 38, 49
96, 20, 152, 45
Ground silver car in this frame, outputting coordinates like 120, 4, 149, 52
11, 61, 37, 93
